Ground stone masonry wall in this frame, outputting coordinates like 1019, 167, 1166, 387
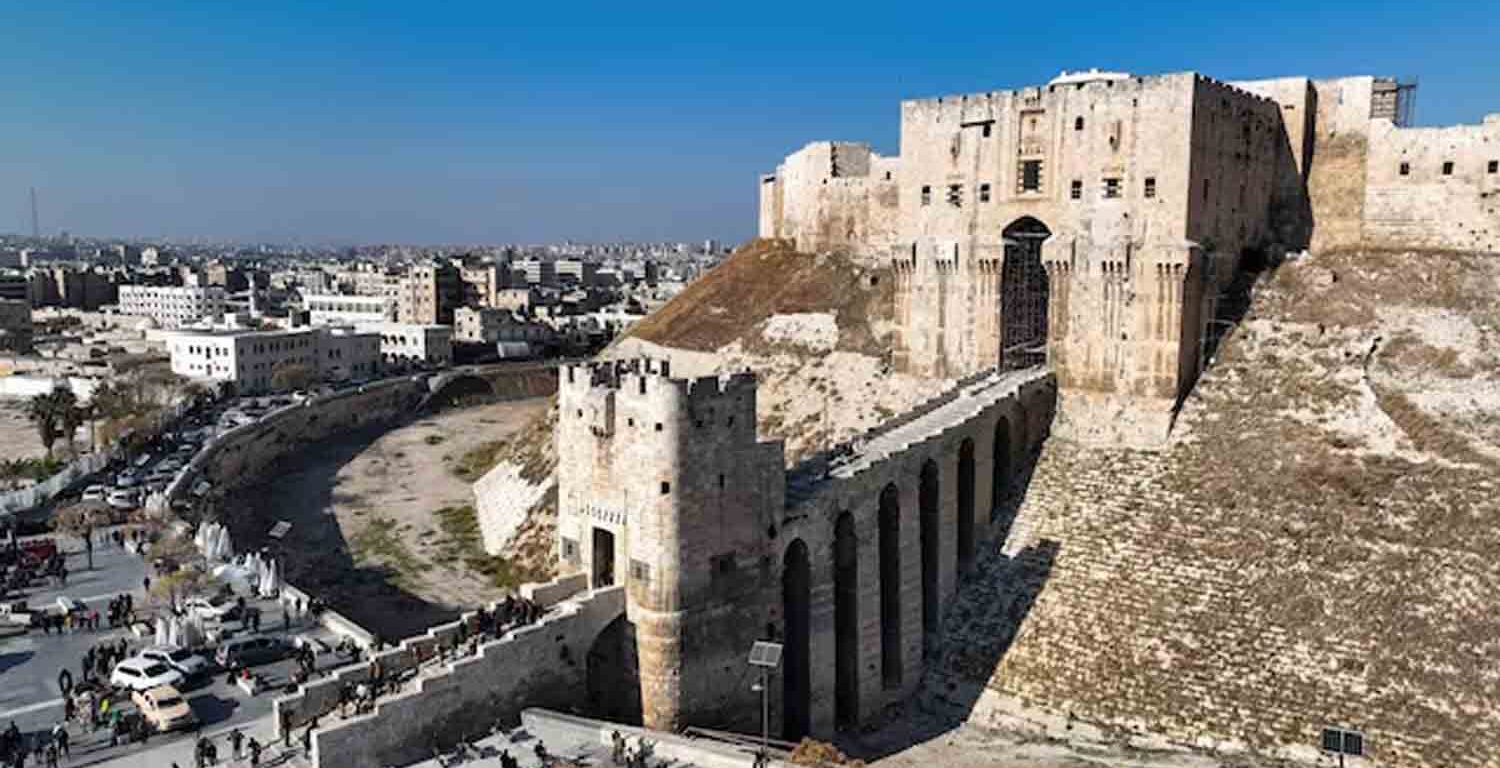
1362, 116, 1500, 253
170, 378, 428, 502
306, 585, 625, 768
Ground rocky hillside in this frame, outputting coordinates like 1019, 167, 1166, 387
928, 249, 1500, 768
478, 239, 947, 572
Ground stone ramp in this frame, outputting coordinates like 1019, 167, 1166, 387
785, 366, 1049, 507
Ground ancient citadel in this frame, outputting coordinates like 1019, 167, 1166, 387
761, 70, 1496, 444
285, 69, 1500, 768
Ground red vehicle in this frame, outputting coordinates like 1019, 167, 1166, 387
18, 539, 58, 569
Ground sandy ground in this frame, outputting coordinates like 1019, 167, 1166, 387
0, 400, 46, 462
225, 397, 550, 640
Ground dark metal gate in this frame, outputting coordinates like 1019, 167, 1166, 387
1000, 217, 1052, 370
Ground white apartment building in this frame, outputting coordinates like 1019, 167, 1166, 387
165, 326, 381, 393
356, 322, 453, 368
117, 285, 226, 328
453, 306, 557, 347
319, 327, 383, 382
304, 293, 396, 326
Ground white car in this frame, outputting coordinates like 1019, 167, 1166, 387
137, 645, 211, 678
110, 657, 185, 692
158, 457, 185, 473
181, 595, 240, 622
107, 488, 139, 511
115, 471, 140, 489
82, 485, 108, 502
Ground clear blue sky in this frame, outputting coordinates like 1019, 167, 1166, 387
2, 0, 1495, 245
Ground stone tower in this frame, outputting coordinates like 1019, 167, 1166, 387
556, 359, 785, 732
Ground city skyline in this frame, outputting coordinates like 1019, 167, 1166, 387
3, 0, 1497, 244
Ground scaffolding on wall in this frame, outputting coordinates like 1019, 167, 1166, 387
999, 218, 1052, 371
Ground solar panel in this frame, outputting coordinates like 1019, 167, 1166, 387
1322, 727, 1366, 756
748, 641, 783, 668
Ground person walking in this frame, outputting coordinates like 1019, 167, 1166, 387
247, 736, 262, 767
300, 720, 314, 758
228, 728, 243, 760
50, 723, 67, 758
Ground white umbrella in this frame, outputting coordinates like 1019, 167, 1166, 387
260, 559, 280, 598
166, 617, 182, 647
154, 617, 169, 647
215, 526, 234, 563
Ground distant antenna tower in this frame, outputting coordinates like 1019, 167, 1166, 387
29, 186, 39, 239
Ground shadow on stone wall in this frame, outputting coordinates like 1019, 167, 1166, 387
839, 441, 1059, 761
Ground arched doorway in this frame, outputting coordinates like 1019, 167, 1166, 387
878, 483, 902, 689
1001, 217, 1052, 370
586, 615, 642, 725
992, 418, 1011, 523
782, 539, 811, 741
919, 459, 941, 654
833, 513, 859, 730
957, 439, 976, 571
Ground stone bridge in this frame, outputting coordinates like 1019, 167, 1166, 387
421, 360, 563, 408
282, 361, 1055, 765
555, 359, 1056, 741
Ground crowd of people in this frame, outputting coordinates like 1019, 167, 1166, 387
0, 719, 71, 768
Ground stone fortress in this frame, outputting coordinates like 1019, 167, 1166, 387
288, 69, 1500, 768
558, 67, 1499, 750
760, 70, 1499, 444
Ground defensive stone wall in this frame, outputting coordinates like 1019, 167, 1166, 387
295, 585, 626, 768
166, 378, 428, 504
1362, 115, 1500, 252
759, 142, 900, 261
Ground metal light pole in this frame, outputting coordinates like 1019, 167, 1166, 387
748, 641, 783, 768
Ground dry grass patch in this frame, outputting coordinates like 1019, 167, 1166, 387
625, 239, 892, 357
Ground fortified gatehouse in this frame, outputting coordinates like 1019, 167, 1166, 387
555, 358, 1055, 740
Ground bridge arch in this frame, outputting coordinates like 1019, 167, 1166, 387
878, 483, 902, 689
833, 512, 859, 730
919, 458, 941, 654
586, 614, 642, 725
1001, 216, 1052, 370
957, 438, 976, 572
992, 416, 1011, 523
782, 538, 812, 741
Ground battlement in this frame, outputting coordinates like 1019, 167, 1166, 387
900, 70, 1196, 113
559, 358, 760, 442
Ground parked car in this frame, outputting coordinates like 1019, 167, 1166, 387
215, 635, 289, 669
81, 485, 108, 502
115, 471, 140, 489
0, 601, 35, 627
182, 595, 241, 623
107, 488, 139, 511
137, 645, 211, 679
132, 685, 197, 732
158, 457, 185, 473
110, 657, 184, 692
